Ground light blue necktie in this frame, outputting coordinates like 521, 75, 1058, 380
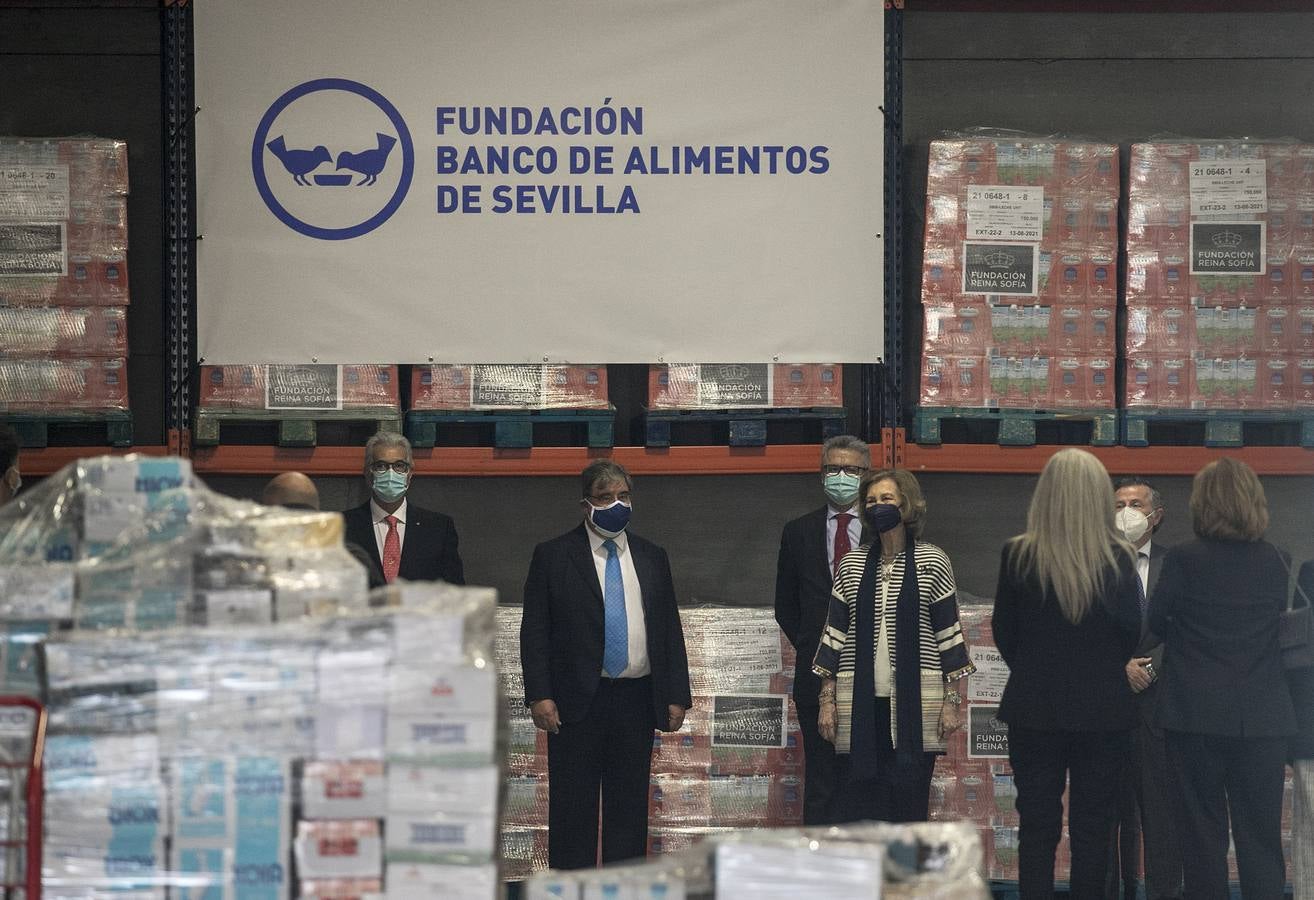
602, 539, 629, 677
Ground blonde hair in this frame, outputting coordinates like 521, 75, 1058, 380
1012, 448, 1133, 624
861, 468, 928, 540
1190, 457, 1268, 542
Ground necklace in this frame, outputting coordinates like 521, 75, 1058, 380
878, 556, 897, 581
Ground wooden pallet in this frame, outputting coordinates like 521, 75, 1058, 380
1122, 408, 1314, 448
3, 410, 133, 448
192, 407, 403, 448
640, 407, 845, 448
912, 406, 1118, 447
405, 408, 615, 449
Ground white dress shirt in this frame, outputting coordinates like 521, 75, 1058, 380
826, 505, 863, 566
586, 526, 650, 678
371, 498, 408, 561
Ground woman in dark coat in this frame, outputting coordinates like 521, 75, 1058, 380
992, 448, 1142, 899
1148, 457, 1294, 900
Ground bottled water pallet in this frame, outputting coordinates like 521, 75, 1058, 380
5, 410, 133, 448
641, 407, 845, 447
192, 407, 403, 448
405, 408, 616, 449
912, 406, 1118, 447
1121, 408, 1314, 448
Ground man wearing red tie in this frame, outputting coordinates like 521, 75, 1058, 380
342, 432, 464, 586
774, 435, 869, 825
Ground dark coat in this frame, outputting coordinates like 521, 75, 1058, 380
1132, 540, 1169, 728
774, 506, 836, 706
1286, 560, 1314, 759
992, 540, 1142, 732
342, 501, 464, 585
519, 524, 692, 729
1147, 538, 1294, 738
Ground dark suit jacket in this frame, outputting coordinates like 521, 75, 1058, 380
519, 524, 692, 728
992, 541, 1142, 732
1290, 560, 1314, 759
1148, 538, 1294, 738
342, 501, 464, 585
774, 506, 833, 707
1133, 540, 1169, 726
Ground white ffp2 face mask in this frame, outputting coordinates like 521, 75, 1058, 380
1116, 507, 1150, 544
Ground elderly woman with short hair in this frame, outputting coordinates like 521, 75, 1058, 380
1148, 457, 1294, 900
812, 468, 975, 823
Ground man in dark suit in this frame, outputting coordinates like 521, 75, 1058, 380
519, 460, 691, 870
1110, 476, 1182, 900
774, 434, 869, 826
341, 432, 463, 585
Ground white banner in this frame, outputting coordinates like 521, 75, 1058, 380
194, 0, 884, 364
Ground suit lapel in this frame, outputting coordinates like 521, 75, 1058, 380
629, 535, 656, 622
348, 505, 385, 572
568, 525, 605, 605
401, 506, 422, 568
807, 506, 830, 575
1147, 543, 1165, 598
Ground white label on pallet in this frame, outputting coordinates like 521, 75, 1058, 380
0, 165, 70, 221
966, 185, 1044, 242
1190, 160, 1267, 217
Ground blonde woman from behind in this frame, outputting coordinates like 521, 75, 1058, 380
992, 448, 1142, 899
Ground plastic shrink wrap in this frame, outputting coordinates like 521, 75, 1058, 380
411, 364, 610, 411
0, 138, 132, 416
0, 455, 502, 898
1126, 140, 1314, 410
918, 134, 1119, 410
525, 821, 989, 900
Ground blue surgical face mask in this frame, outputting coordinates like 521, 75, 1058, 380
823, 472, 861, 508
865, 502, 903, 535
372, 469, 409, 503
587, 499, 632, 538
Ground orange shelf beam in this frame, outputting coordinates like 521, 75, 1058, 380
903, 443, 1314, 476
19, 442, 1314, 478
21, 446, 172, 477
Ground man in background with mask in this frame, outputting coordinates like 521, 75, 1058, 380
1109, 476, 1181, 900
0, 425, 19, 508
519, 460, 691, 870
342, 432, 463, 585
774, 434, 869, 825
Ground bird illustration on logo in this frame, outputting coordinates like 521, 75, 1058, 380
265, 136, 331, 186
336, 133, 397, 186
265, 132, 395, 187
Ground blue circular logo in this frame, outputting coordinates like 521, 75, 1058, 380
252, 78, 414, 240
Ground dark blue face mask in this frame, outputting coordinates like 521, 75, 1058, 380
588, 499, 632, 537
865, 502, 903, 534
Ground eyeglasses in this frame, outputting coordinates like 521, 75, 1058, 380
587, 491, 631, 506
821, 465, 866, 477
368, 460, 412, 475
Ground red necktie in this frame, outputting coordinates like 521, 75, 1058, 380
832, 512, 853, 575
382, 515, 401, 583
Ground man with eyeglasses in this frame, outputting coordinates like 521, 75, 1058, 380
342, 431, 463, 585
774, 434, 870, 825
520, 459, 691, 870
